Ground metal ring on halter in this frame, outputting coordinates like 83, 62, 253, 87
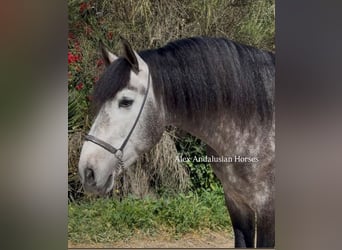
84, 71, 151, 163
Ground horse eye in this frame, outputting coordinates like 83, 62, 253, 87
119, 98, 134, 108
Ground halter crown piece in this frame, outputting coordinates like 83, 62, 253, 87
84, 71, 151, 164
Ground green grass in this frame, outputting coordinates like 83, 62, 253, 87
68, 189, 231, 243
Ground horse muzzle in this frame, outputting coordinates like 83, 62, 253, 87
81, 167, 114, 196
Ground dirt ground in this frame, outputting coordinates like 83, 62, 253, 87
68, 230, 234, 248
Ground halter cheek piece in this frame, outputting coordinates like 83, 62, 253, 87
84, 71, 151, 167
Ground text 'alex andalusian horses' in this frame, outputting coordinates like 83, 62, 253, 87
78, 36, 275, 248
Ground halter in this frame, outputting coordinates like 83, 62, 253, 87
84, 71, 151, 165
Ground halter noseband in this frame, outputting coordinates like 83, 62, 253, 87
84, 71, 151, 164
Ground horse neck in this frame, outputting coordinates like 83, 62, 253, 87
167, 112, 235, 154
166, 110, 274, 156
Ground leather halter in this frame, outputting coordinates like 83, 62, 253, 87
84, 71, 151, 163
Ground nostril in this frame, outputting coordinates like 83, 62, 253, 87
85, 167, 95, 185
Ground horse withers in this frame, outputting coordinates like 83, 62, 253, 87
78, 36, 275, 248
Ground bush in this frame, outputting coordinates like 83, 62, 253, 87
176, 134, 221, 192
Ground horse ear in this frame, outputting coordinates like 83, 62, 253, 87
99, 40, 118, 67
120, 36, 140, 74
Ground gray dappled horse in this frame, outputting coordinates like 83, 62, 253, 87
78, 37, 275, 248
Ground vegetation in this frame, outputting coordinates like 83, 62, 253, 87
176, 135, 221, 192
69, 189, 230, 243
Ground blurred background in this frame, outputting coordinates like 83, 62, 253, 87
2, 0, 342, 249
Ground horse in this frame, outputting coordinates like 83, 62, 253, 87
78, 36, 275, 248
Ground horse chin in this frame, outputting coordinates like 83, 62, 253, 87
83, 172, 115, 197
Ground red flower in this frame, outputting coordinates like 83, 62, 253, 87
96, 59, 104, 68
75, 83, 84, 91
68, 52, 81, 64
107, 32, 113, 40
68, 52, 75, 64
68, 32, 75, 40
79, 2, 89, 13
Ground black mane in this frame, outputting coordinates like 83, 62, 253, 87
93, 36, 275, 125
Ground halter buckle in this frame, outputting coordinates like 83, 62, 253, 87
115, 150, 123, 159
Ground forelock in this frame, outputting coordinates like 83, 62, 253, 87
92, 58, 132, 113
